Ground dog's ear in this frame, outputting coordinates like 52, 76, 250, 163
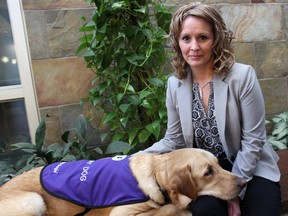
169, 165, 198, 200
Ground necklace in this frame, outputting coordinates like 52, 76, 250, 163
195, 78, 213, 100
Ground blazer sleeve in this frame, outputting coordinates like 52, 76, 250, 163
139, 76, 186, 154
232, 65, 267, 181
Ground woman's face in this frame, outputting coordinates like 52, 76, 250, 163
178, 16, 214, 72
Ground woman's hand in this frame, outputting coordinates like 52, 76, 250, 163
227, 197, 241, 216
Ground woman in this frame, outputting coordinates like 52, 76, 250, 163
140, 2, 281, 216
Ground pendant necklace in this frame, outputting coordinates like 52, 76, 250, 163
195, 78, 213, 100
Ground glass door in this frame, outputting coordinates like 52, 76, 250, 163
0, 0, 39, 176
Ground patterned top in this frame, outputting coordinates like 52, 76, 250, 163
192, 82, 225, 158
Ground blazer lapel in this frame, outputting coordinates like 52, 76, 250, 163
175, 72, 229, 149
214, 73, 229, 152
176, 72, 194, 147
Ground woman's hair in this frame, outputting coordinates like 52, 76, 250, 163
169, 2, 235, 79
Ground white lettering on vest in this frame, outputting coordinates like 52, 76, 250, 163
80, 166, 90, 182
53, 162, 66, 174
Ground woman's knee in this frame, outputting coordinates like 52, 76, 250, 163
240, 176, 281, 216
189, 196, 228, 216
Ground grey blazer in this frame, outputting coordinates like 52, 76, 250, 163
142, 62, 280, 185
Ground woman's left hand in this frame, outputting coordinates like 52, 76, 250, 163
227, 197, 241, 216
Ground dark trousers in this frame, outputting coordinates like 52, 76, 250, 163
189, 160, 282, 216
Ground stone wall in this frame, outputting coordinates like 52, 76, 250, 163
22, 0, 93, 144
22, 0, 287, 144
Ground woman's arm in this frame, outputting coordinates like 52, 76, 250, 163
232, 66, 267, 180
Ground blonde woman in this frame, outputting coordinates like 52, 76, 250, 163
140, 2, 281, 215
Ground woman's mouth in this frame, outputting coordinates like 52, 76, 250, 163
190, 54, 202, 59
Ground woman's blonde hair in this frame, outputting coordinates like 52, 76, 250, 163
169, 2, 235, 79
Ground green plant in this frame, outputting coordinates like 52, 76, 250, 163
78, 0, 172, 153
0, 114, 132, 186
12, 115, 89, 167
266, 111, 288, 150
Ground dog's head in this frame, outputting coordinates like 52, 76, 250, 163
164, 149, 245, 207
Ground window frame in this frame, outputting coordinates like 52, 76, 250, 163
0, 0, 39, 143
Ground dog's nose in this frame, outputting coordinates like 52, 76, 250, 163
237, 178, 247, 189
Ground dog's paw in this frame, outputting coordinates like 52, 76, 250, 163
138, 179, 166, 205
149, 188, 165, 205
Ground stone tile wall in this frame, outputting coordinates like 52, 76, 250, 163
22, 0, 94, 144
22, 0, 287, 144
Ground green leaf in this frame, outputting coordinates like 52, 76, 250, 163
129, 128, 139, 144
119, 104, 130, 113
85, 21, 96, 27
76, 42, 89, 54
126, 53, 144, 65
138, 129, 151, 143
80, 16, 87, 21
47, 144, 64, 159
92, 97, 101, 107
61, 154, 77, 162
105, 141, 131, 154
127, 95, 140, 105
79, 25, 95, 32
61, 131, 70, 143
268, 136, 286, 149
272, 122, 287, 135
35, 119, 46, 152
117, 93, 124, 103
15, 154, 32, 167
26, 154, 37, 164
86, 0, 93, 5
268, 139, 287, 150
146, 121, 161, 139
120, 117, 129, 127
139, 90, 152, 99
11, 142, 36, 150
83, 49, 95, 57
126, 84, 135, 93
76, 114, 87, 138
159, 109, 167, 119
63, 142, 73, 155
21, 149, 37, 154
97, 83, 108, 95
141, 99, 153, 109
142, 29, 153, 39
112, 132, 124, 141
134, 6, 146, 14
100, 133, 108, 142
93, 147, 103, 155
97, 23, 107, 34
147, 78, 164, 86
276, 130, 288, 140
112, 1, 126, 9
103, 112, 117, 124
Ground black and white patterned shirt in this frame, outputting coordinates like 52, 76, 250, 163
192, 82, 225, 158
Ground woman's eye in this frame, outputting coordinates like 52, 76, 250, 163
181, 36, 190, 41
200, 35, 208, 40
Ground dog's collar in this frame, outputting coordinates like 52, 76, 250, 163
159, 187, 172, 204
155, 177, 171, 204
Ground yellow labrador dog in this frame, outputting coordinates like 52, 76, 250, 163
0, 148, 245, 216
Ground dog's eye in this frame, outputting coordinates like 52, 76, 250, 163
204, 167, 213, 176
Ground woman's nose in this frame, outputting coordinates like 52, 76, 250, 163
190, 39, 199, 51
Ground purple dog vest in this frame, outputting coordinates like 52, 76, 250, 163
40, 155, 149, 208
